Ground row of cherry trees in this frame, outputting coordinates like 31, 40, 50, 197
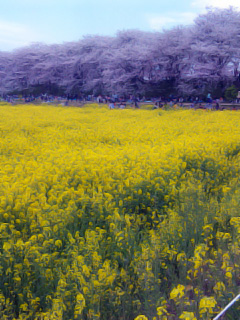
1, 7, 240, 97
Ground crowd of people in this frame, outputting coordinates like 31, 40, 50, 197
1, 93, 240, 110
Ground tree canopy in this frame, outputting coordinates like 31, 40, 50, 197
1, 7, 240, 97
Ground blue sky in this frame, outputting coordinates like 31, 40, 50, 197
0, 0, 239, 51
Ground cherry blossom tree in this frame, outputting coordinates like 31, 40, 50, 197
1, 7, 240, 98
179, 7, 240, 95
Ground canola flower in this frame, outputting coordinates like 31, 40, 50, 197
199, 296, 217, 317
170, 284, 185, 300
0, 104, 240, 319
179, 311, 197, 320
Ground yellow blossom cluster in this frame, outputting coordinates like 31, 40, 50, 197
0, 104, 240, 319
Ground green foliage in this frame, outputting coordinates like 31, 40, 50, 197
224, 85, 238, 101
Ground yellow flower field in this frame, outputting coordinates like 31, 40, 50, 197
0, 104, 240, 319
